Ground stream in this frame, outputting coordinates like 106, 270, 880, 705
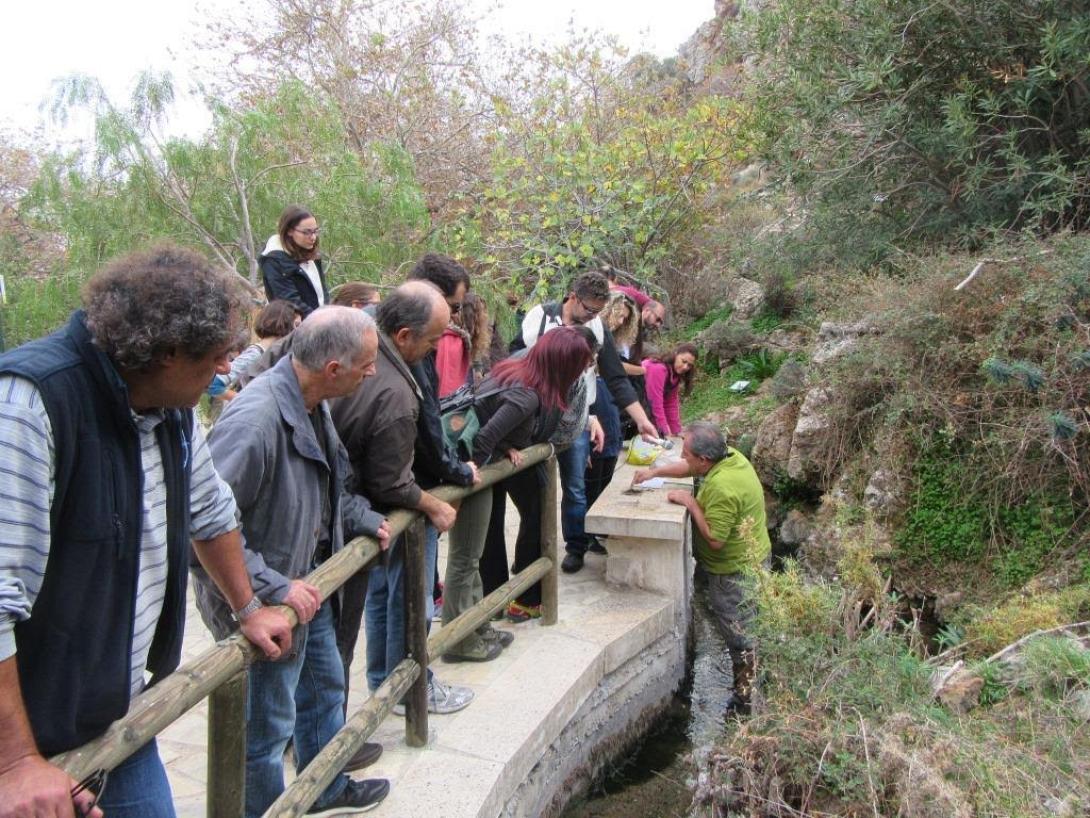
560, 583, 736, 818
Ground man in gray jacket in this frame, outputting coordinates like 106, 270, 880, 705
192, 306, 390, 818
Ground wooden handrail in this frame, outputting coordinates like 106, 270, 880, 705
51, 443, 557, 785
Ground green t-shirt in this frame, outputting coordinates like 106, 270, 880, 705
694, 448, 771, 575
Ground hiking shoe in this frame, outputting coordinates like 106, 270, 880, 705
587, 536, 608, 555
506, 601, 543, 623
392, 678, 475, 716
307, 778, 390, 815
561, 552, 584, 573
341, 741, 383, 772
442, 634, 502, 663
479, 624, 515, 648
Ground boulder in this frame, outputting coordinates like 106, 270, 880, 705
763, 327, 810, 356
726, 277, 765, 320
779, 509, 813, 546
811, 321, 879, 366
1070, 688, 1090, 722
930, 664, 983, 713
864, 467, 902, 519
933, 591, 964, 623
786, 387, 834, 482
751, 401, 798, 483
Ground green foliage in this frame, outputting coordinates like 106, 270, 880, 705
759, 268, 800, 319
739, 0, 1090, 266
961, 587, 1090, 658
735, 348, 787, 381
679, 368, 746, 423
0, 273, 84, 350
749, 310, 784, 333
898, 442, 1076, 586
683, 305, 733, 338
709, 565, 1090, 817
1020, 635, 1090, 697
443, 43, 747, 297
21, 76, 429, 290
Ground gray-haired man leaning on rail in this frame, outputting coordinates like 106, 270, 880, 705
0, 245, 293, 818
192, 306, 391, 817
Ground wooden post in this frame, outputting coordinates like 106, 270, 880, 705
402, 518, 429, 747
207, 670, 247, 818
541, 453, 560, 626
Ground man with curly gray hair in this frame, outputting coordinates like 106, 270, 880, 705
0, 244, 294, 817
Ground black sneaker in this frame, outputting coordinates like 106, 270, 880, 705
341, 741, 383, 772
587, 536, 608, 555
307, 778, 390, 816
561, 552, 584, 573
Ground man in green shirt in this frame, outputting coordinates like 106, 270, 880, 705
633, 421, 770, 711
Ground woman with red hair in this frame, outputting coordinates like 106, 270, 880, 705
442, 327, 593, 660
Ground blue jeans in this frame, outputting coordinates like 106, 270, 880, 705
557, 429, 591, 556
364, 532, 435, 692
97, 738, 175, 818
245, 601, 349, 818
424, 522, 438, 625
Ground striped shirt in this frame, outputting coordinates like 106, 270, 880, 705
0, 375, 238, 697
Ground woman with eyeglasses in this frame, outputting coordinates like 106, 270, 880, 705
259, 205, 328, 317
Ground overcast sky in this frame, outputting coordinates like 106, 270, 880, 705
0, 0, 714, 142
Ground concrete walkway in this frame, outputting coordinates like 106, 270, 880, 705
160, 468, 687, 817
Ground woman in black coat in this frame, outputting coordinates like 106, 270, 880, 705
259, 205, 328, 316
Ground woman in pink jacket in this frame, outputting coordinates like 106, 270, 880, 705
642, 343, 698, 437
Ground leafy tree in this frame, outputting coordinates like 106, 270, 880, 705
24, 74, 429, 286
444, 38, 748, 297
203, 0, 491, 222
739, 0, 1090, 266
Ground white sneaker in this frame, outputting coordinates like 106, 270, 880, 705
392, 678, 475, 716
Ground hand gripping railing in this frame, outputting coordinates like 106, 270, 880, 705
51, 443, 560, 818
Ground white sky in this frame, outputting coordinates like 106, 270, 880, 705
0, 0, 715, 144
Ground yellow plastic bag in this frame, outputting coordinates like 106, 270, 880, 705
625, 438, 661, 466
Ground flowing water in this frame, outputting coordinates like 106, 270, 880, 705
561, 584, 736, 818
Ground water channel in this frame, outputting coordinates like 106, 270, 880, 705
561, 584, 736, 818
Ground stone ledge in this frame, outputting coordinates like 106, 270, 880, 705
358, 587, 677, 817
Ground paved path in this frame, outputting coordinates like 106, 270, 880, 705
161, 502, 621, 816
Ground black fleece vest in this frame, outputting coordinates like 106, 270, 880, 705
0, 312, 192, 755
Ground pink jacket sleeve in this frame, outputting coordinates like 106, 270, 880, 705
642, 359, 670, 435
664, 379, 682, 435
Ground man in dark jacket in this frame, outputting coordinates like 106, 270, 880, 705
0, 245, 293, 818
331, 282, 474, 714
404, 254, 481, 637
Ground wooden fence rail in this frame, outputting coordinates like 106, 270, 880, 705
51, 442, 559, 818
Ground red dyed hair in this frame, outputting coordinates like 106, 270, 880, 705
489, 326, 593, 410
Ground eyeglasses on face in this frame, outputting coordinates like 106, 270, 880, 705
71, 768, 109, 816
294, 227, 321, 237
578, 297, 604, 316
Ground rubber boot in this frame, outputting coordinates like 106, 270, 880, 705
728, 648, 756, 716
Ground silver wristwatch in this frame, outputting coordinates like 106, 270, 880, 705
232, 595, 264, 622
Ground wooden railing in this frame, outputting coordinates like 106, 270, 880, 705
52, 443, 560, 817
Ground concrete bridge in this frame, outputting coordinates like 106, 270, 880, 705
160, 452, 693, 817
